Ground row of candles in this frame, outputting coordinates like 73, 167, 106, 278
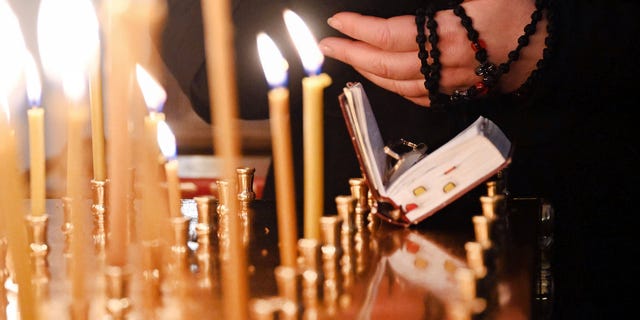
1, 0, 332, 319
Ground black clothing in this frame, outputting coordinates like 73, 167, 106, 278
161, 0, 639, 318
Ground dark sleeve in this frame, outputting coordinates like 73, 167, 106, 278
161, 0, 295, 122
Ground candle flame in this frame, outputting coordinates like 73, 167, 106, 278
283, 9, 324, 76
37, 0, 99, 82
136, 64, 166, 113
25, 51, 42, 107
257, 32, 288, 88
0, 0, 27, 98
62, 70, 87, 102
157, 120, 177, 160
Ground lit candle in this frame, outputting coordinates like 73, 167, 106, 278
102, 0, 134, 267
25, 52, 46, 217
201, 0, 248, 317
257, 32, 298, 268
136, 63, 166, 242
284, 9, 332, 240
63, 70, 91, 312
0, 101, 37, 320
0, 3, 37, 318
157, 120, 182, 219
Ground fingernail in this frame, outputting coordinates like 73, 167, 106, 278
327, 17, 342, 30
319, 44, 334, 55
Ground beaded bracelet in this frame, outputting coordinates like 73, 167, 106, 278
416, 0, 552, 108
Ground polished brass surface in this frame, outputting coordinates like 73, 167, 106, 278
11, 195, 543, 319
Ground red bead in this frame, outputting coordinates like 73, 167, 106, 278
475, 81, 489, 95
471, 39, 487, 52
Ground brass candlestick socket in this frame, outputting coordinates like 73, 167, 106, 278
194, 195, 217, 255
464, 242, 487, 279
472, 216, 492, 250
216, 180, 232, 261
275, 265, 298, 304
61, 196, 73, 273
454, 267, 486, 314
141, 240, 161, 310
479, 194, 505, 221
1, 237, 8, 312
335, 196, 355, 237
349, 178, 370, 230
301, 269, 319, 312
104, 266, 132, 320
319, 216, 342, 248
237, 167, 256, 246
91, 179, 108, 259
26, 214, 50, 298
169, 216, 191, 274
297, 238, 319, 272
250, 298, 275, 320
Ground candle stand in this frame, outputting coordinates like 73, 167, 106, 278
25, 214, 50, 299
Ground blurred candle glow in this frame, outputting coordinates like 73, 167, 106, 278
25, 51, 46, 217
157, 120, 181, 219
284, 9, 332, 240
257, 32, 298, 268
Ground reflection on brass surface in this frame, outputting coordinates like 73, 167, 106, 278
249, 298, 274, 320
169, 216, 191, 275
301, 269, 319, 311
216, 180, 232, 261
275, 265, 297, 305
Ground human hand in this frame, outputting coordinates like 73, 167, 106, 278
318, 0, 547, 107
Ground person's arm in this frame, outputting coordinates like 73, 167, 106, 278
318, 0, 547, 107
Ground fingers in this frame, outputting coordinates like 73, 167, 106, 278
325, 12, 418, 52
354, 67, 427, 99
319, 37, 421, 81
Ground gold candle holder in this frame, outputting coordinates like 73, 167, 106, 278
297, 238, 319, 272
61, 196, 73, 272
1, 237, 8, 313
104, 265, 132, 320
236, 167, 256, 246
472, 215, 492, 250
274, 265, 298, 319
348, 178, 370, 231
319, 216, 342, 315
464, 242, 487, 279
169, 215, 191, 275
301, 269, 319, 316
140, 240, 162, 314
91, 179, 108, 259
454, 267, 486, 314
216, 180, 232, 262
479, 194, 505, 222
25, 214, 50, 298
194, 195, 218, 290
249, 298, 275, 320
335, 195, 355, 289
